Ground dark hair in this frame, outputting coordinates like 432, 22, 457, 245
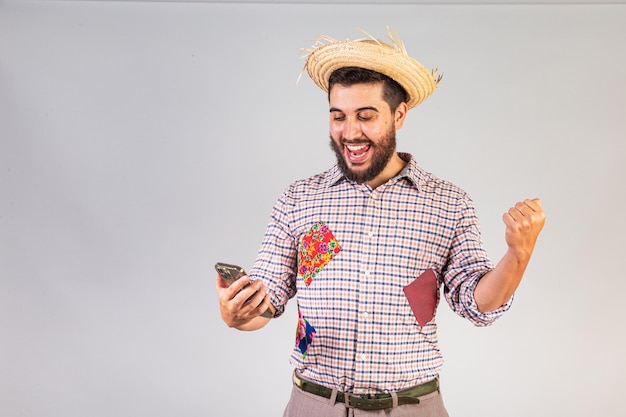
328, 67, 408, 112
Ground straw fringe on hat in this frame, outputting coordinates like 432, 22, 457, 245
300, 27, 442, 109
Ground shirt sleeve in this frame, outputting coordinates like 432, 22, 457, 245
442, 196, 513, 327
248, 185, 298, 318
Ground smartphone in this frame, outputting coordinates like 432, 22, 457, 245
215, 262, 273, 318
215, 262, 247, 286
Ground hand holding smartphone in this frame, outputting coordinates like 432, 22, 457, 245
215, 262, 273, 318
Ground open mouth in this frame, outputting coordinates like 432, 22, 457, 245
344, 143, 371, 163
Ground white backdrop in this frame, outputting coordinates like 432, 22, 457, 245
1, 1, 625, 416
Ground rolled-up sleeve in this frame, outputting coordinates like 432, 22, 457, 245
442, 197, 512, 326
249, 186, 298, 318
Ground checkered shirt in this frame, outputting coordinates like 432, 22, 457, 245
250, 153, 512, 394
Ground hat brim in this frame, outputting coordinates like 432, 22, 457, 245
304, 39, 439, 109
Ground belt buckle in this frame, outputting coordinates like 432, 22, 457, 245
345, 393, 390, 410
345, 393, 364, 409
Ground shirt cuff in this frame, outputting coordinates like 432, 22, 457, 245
461, 273, 514, 327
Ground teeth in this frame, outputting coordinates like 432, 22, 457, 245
346, 144, 368, 151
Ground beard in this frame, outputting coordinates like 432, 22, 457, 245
329, 127, 397, 184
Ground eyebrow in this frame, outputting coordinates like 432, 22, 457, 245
329, 106, 380, 113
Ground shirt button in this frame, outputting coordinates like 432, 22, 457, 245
364, 271, 371, 278
362, 311, 369, 319
360, 354, 367, 361
367, 231, 374, 238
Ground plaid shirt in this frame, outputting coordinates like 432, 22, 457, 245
250, 153, 511, 394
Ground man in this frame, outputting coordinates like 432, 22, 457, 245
216, 28, 545, 416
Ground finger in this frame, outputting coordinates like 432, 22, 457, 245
253, 287, 275, 318
510, 199, 541, 219
524, 198, 543, 212
515, 199, 546, 224
255, 294, 274, 318
243, 282, 267, 309
516, 200, 540, 221
229, 275, 252, 293
502, 210, 514, 225
236, 282, 269, 318
261, 293, 273, 310
506, 204, 525, 221
233, 279, 264, 306
216, 273, 228, 290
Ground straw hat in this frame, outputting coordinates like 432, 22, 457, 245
300, 27, 442, 109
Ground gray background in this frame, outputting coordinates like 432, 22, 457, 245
1, 0, 625, 416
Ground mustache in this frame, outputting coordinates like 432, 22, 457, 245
340, 138, 373, 146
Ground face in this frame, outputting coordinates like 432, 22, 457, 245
328, 82, 406, 185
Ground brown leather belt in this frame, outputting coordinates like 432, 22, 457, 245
293, 372, 439, 410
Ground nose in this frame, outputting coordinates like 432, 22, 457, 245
342, 117, 362, 141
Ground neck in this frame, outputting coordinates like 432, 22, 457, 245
366, 153, 407, 189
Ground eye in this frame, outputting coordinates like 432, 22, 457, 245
358, 111, 375, 121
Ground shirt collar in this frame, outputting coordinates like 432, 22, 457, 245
323, 152, 426, 191
324, 164, 345, 187
395, 152, 425, 191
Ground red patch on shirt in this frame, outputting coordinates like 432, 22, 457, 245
403, 268, 438, 327
298, 221, 341, 286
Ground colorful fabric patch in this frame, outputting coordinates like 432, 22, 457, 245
295, 309, 316, 359
298, 221, 341, 286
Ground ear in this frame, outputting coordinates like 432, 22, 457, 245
394, 102, 408, 130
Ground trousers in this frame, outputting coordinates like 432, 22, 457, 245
282, 383, 450, 417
